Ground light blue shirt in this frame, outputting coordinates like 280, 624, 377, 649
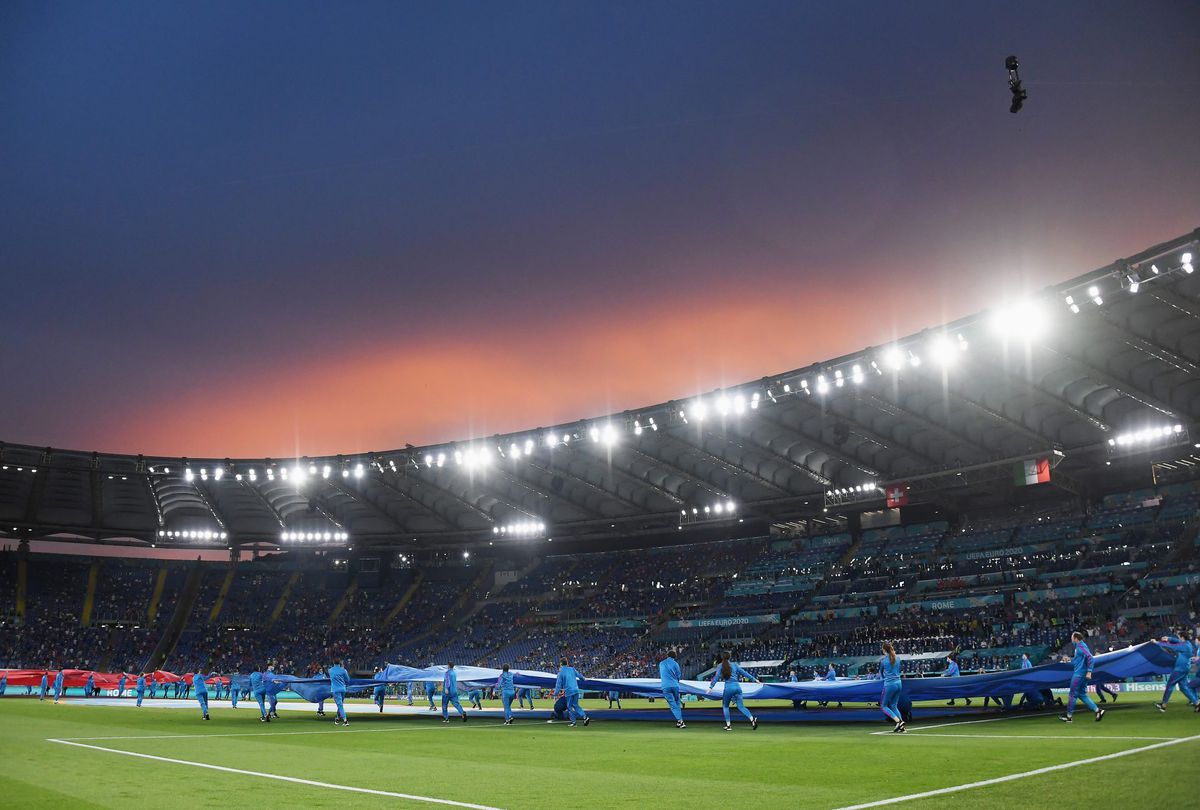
880, 655, 902, 685
496, 671, 515, 693
555, 666, 583, 695
328, 665, 350, 695
658, 657, 681, 689
1071, 641, 1094, 679
710, 662, 756, 686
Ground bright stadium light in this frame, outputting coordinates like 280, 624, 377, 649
989, 300, 1048, 343
436, 452, 446, 468
850, 364, 864, 385
716, 395, 730, 416
1064, 294, 1081, 314
213, 467, 224, 481
928, 334, 958, 367
1183, 252, 1194, 274
834, 369, 844, 388
322, 465, 331, 479
185, 468, 194, 482
689, 399, 708, 421
815, 374, 829, 394
353, 463, 364, 479
424, 454, 434, 467
1087, 285, 1103, 306
883, 346, 905, 371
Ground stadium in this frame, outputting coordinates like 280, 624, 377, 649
3, 4, 1199, 810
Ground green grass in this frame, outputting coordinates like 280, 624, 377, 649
0, 693, 1196, 809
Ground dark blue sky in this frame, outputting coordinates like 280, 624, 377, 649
2, 1, 1198, 457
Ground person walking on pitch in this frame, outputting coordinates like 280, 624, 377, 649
441, 663, 467, 722
659, 649, 686, 728
1154, 634, 1199, 712
193, 672, 212, 720
1060, 631, 1104, 723
878, 642, 906, 733
497, 664, 517, 725
707, 652, 758, 731
554, 658, 590, 727
329, 659, 351, 726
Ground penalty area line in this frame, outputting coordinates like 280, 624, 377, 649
46, 738, 506, 810
831, 733, 1200, 810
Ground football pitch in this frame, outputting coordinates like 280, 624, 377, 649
1, 694, 1196, 809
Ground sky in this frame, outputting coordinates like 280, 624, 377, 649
2, 0, 1198, 459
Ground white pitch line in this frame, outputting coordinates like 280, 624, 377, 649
898, 712, 1051, 732
47, 738, 506, 810
831, 734, 1200, 810
59, 722, 510, 742
869, 732, 1176, 741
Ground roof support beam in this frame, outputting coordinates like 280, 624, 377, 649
1038, 343, 1182, 421
574, 444, 698, 505
792, 394, 939, 473
524, 456, 661, 512
1093, 311, 1200, 377
605, 441, 732, 501
323, 477, 410, 535
1148, 287, 1200, 320
369, 473, 466, 531
859, 388, 993, 465
722, 417, 834, 489
411, 467, 528, 519
660, 428, 794, 497
745, 408, 874, 483
490, 464, 610, 520
906, 362, 1057, 450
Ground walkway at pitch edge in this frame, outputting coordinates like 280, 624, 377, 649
35, 697, 1022, 723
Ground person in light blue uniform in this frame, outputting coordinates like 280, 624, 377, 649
496, 664, 516, 725
52, 670, 65, 703
942, 655, 972, 706
264, 666, 280, 719
405, 682, 414, 706
373, 671, 387, 713
1021, 653, 1032, 670
1060, 631, 1104, 723
606, 690, 622, 709
250, 669, 270, 722
328, 659, 351, 726
554, 658, 589, 727
135, 674, 146, 707
149, 675, 157, 699
878, 642, 906, 732
313, 668, 326, 716
0, 672, 5, 696
117, 673, 127, 698
659, 650, 686, 728
708, 652, 758, 731
39, 672, 48, 701
519, 687, 536, 709
1154, 634, 1199, 711
425, 679, 437, 711
230, 676, 240, 709
193, 672, 212, 720
467, 687, 484, 710
85, 673, 95, 698
441, 663, 467, 723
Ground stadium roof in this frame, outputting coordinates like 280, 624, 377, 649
3, 229, 1198, 553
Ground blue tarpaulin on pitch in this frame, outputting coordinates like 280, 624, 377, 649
257, 641, 1176, 704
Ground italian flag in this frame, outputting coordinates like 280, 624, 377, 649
1014, 457, 1051, 486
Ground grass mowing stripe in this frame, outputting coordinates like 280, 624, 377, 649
59, 721, 511, 741
831, 733, 1200, 810
46, 738, 506, 810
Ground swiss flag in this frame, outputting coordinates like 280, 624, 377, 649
885, 484, 909, 508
